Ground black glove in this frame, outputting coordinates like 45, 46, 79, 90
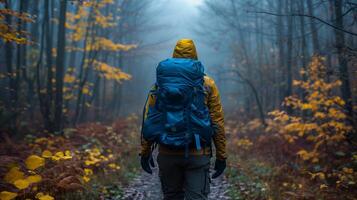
212, 159, 226, 179
140, 155, 155, 174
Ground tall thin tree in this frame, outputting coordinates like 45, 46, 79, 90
54, 0, 67, 132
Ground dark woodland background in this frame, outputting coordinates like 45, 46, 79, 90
0, 0, 356, 199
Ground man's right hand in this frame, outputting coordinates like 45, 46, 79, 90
212, 159, 226, 179
140, 155, 153, 174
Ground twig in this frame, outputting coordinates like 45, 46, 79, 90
247, 10, 357, 36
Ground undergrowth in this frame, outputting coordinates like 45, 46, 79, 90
0, 116, 140, 200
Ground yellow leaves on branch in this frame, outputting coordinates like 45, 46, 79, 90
41, 150, 53, 158
3, 167, 42, 190
0, 9, 34, 23
108, 163, 120, 170
81, 0, 114, 8
100, 0, 115, 5
84, 168, 93, 176
0, 8, 33, 44
13, 179, 30, 190
1, 149, 74, 198
308, 172, 326, 180
4, 167, 24, 184
51, 150, 73, 161
297, 150, 319, 163
64, 74, 76, 84
94, 12, 115, 28
342, 167, 354, 174
25, 155, 45, 170
26, 175, 42, 184
319, 184, 328, 190
235, 138, 253, 150
81, 147, 120, 182
267, 56, 352, 165
82, 168, 93, 182
35, 193, 54, 200
66, 0, 117, 42
0, 191, 17, 200
84, 147, 102, 166
81, 86, 90, 95
0, 28, 27, 44
82, 176, 91, 183
87, 37, 137, 52
94, 60, 131, 82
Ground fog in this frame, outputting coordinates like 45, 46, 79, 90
120, 0, 230, 115
0, 1, 356, 198
0, 0, 355, 127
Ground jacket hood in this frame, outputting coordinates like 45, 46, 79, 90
172, 39, 198, 60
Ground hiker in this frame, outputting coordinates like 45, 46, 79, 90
140, 39, 226, 200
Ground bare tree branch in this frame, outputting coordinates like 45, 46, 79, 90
247, 10, 357, 36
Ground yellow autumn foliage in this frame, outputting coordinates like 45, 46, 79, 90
268, 56, 352, 166
82, 176, 91, 182
86, 37, 136, 52
235, 138, 253, 150
0, 116, 137, 199
35, 193, 54, 200
342, 167, 354, 174
81, 86, 90, 95
297, 150, 319, 162
0, 191, 17, 200
93, 60, 131, 82
51, 151, 72, 161
64, 74, 76, 83
35, 137, 48, 144
13, 179, 30, 190
4, 167, 24, 184
41, 150, 53, 158
25, 155, 45, 170
0, 8, 32, 44
26, 175, 42, 184
108, 163, 120, 170
84, 168, 93, 176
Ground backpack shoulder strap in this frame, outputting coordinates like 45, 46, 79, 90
140, 83, 158, 147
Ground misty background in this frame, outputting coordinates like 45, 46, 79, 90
1, 1, 357, 199
0, 0, 355, 130
120, 0, 227, 115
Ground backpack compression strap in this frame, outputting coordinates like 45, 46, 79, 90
194, 134, 202, 150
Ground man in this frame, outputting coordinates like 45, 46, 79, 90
140, 39, 226, 200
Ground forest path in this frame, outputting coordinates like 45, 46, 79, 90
121, 156, 232, 200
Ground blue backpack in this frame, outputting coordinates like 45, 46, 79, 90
142, 58, 213, 152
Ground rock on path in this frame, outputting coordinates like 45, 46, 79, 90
121, 162, 231, 200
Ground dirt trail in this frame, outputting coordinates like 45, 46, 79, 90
121, 162, 231, 200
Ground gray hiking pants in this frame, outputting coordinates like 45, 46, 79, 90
157, 154, 211, 200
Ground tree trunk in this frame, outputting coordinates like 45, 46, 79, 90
15, 0, 25, 114
306, 0, 320, 54
298, 0, 308, 75
276, 0, 286, 104
333, 0, 353, 124
4, 0, 16, 131
44, 0, 54, 131
285, 0, 294, 104
54, 0, 67, 132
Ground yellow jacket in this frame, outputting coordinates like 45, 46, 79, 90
141, 39, 227, 160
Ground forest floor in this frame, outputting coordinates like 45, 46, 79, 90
1, 117, 356, 200
0, 117, 236, 200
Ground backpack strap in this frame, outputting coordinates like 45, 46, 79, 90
194, 133, 202, 150
140, 84, 158, 152
193, 86, 203, 151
